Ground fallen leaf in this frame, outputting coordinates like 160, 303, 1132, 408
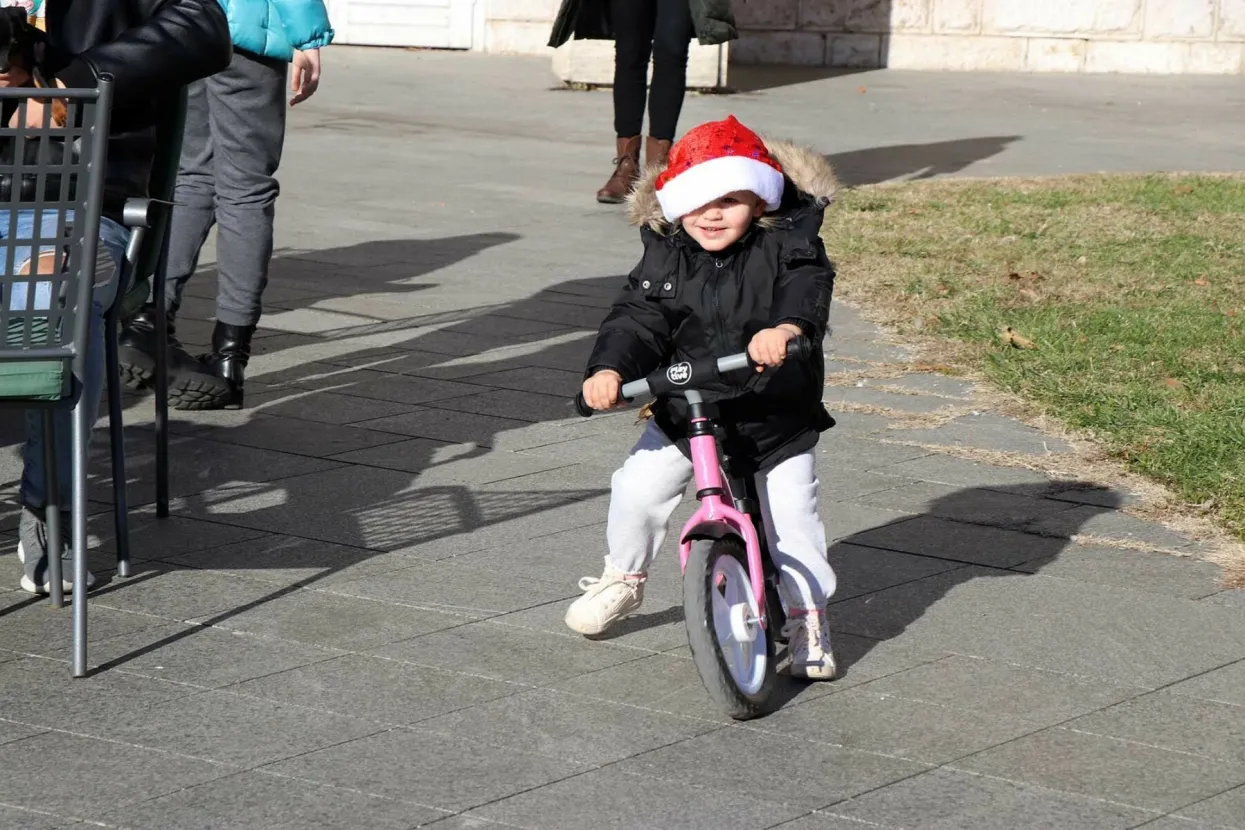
1028, 271, 1046, 281
1076, 255, 1088, 265
1018, 288, 1041, 302
1228, 309, 1238, 318
1194, 277, 1211, 286
1110, 344, 1126, 352
916, 362, 954, 373
1077, 335, 1089, 344
1008, 271, 1022, 281
857, 86, 867, 94
634, 400, 655, 423
1163, 377, 1184, 390
1000, 326, 1037, 350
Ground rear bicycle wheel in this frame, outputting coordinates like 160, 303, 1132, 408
683, 537, 777, 720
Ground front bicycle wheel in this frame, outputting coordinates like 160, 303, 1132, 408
683, 536, 777, 720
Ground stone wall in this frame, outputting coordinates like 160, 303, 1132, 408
732, 0, 1245, 73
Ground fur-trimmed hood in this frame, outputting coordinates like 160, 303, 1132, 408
626, 139, 839, 234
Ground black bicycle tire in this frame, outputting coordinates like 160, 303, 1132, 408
683, 537, 777, 721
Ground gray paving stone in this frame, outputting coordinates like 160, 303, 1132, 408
0, 805, 75, 830
755, 684, 1041, 764
495, 593, 690, 653
845, 515, 1065, 568
230, 653, 518, 726
89, 435, 343, 506
388, 328, 570, 359
352, 407, 533, 445
827, 767, 1155, 829
826, 502, 915, 543
820, 410, 896, 438
317, 347, 532, 381
464, 365, 587, 396
616, 726, 929, 811
370, 618, 645, 686
886, 413, 1073, 456
91, 567, 297, 622
0, 595, 169, 656
829, 542, 968, 601
428, 388, 581, 424
1026, 505, 1195, 549
816, 470, 919, 503
856, 654, 1144, 728
876, 373, 978, 399
173, 464, 601, 551
292, 370, 486, 407
1133, 818, 1225, 830
86, 689, 384, 767
814, 437, 931, 471
264, 727, 590, 813
830, 569, 1245, 688
420, 817, 511, 830
469, 766, 805, 830
196, 589, 472, 650
330, 440, 568, 483
1048, 485, 1141, 509
92, 510, 270, 558
953, 727, 1245, 813
1067, 692, 1245, 764
850, 481, 1076, 528
417, 688, 715, 766
1017, 545, 1224, 600
44, 623, 341, 689
769, 814, 896, 830
869, 453, 1055, 489
161, 534, 425, 590
326, 558, 573, 616
824, 386, 960, 415
245, 389, 419, 425
101, 770, 446, 830
0, 731, 228, 816
1166, 659, 1245, 707
0, 719, 46, 747
1175, 784, 1245, 828
190, 414, 410, 457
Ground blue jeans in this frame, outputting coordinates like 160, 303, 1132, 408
2, 210, 129, 511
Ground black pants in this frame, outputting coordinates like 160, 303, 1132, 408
611, 0, 695, 141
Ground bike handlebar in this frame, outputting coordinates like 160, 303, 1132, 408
574, 335, 814, 418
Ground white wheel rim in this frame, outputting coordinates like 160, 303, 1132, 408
709, 553, 767, 695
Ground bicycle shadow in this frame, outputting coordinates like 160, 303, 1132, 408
608, 479, 1122, 715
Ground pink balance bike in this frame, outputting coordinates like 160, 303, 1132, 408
575, 336, 814, 720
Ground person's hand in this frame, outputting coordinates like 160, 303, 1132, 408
289, 49, 321, 106
0, 65, 32, 89
583, 370, 623, 411
747, 324, 800, 372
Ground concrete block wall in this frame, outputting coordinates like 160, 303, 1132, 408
730, 0, 1245, 73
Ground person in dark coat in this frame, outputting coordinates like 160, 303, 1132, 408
566, 115, 841, 681
549, 0, 737, 204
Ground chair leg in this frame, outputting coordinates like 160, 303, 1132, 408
71, 396, 91, 678
153, 253, 170, 520
104, 307, 131, 577
42, 410, 64, 609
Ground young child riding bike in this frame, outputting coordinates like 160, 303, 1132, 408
567, 115, 840, 680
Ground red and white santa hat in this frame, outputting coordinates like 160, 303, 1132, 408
654, 115, 786, 222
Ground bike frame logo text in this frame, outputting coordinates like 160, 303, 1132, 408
667, 362, 692, 385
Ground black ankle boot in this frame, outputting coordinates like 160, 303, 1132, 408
117, 305, 234, 409
200, 321, 256, 410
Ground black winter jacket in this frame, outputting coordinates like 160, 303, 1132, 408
549, 0, 736, 49
29, 1, 232, 220
586, 140, 840, 473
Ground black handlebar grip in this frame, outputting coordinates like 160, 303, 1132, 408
786, 335, 814, 361
573, 392, 594, 418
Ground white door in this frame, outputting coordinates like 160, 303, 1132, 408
327, 0, 475, 49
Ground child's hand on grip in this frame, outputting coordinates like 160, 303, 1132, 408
583, 370, 623, 411
747, 325, 800, 371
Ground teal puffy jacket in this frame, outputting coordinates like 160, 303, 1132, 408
221, 0, 335, 62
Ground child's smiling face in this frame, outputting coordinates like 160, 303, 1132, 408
680, 191, 765, 252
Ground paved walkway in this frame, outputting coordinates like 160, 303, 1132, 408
2, 51, 1244, 829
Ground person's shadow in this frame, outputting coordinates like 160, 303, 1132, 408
827, 136, 1022, 187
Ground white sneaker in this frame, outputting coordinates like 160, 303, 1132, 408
783, 609, 837, 680
565, 559, 645, 637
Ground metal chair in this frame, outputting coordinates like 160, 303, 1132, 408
0, 82, 114, 677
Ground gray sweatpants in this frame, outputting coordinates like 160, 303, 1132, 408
164, 48, 288, 327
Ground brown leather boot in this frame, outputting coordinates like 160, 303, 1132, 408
645, 137, 673, 171
597, 136, 642, 204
